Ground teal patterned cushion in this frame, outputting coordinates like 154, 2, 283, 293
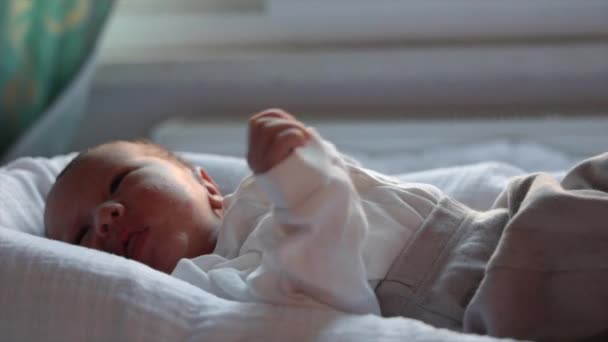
0, 0, 113, 157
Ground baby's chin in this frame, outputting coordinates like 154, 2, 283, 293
148, 248, 184, 274
154, 258, 181, 274
144, 234, 190, 274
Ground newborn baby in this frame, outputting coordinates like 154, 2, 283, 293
44, 109, 608, 341
45, 109, 442, 315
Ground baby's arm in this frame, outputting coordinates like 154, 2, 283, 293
247, 109, 380, 315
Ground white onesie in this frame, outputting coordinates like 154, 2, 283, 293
172, 130, 443, 315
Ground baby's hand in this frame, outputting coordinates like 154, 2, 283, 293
247, 109, 312, 174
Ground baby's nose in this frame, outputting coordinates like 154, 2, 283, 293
94, 201, 125, 238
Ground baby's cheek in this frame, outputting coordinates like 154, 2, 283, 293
136, 181, 184, 206
149, 231, 189, 273
132, 182, 198, 225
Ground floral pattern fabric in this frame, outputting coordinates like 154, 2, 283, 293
0, 0, 113, 156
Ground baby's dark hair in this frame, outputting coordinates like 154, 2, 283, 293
57, 139, 194, 180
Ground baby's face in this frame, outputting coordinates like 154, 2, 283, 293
45, 142, 223, 273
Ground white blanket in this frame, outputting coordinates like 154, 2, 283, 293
0, 153, 521, 341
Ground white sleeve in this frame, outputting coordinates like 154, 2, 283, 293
254, 129, 381, 315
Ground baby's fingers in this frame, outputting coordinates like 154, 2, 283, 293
250, 108, 295, 123
249, 117, 309, 157
247, 108, 311, 173
259, 119, 310, 146
266, 128, 309, 170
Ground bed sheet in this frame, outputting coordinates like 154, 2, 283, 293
0, 152, 529, 342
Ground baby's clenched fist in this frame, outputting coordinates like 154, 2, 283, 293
247, 109, 311, 174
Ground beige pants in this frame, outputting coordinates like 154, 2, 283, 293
376, 153, 608, 341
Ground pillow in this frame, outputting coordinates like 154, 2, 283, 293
0, 229, 500, 342
0, 154, 74, 236
395, 162, 526, 211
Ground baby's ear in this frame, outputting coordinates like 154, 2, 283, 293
195, 167, 218, 192
195, 167, 224, 212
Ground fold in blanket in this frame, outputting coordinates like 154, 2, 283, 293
377, 153, 608, 341
465, 152, 608, 341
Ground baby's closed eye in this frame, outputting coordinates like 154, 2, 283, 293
110, 171, 130, 194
